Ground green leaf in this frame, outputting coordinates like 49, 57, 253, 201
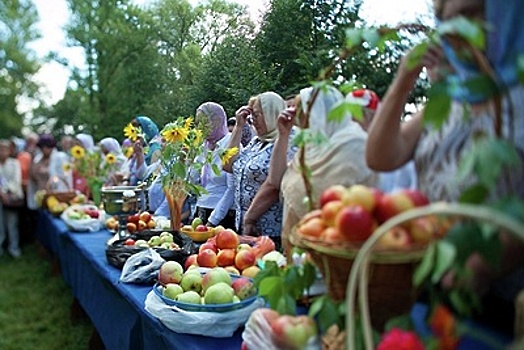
437, 16, 486, 49
431, 240, 457, 284
302, 262, 317, 290
423, 83, 452, 129
327, 102, 350, 123
406, 41, 428, 70
257, 276, 283, 297
276, 293, 297, 316
315, 296, 341, 333
413, 243, 436, 286
211, 163, 221, 176
307, 295, 326, 319
384, 314, 413, 332
458, 184, 488, 204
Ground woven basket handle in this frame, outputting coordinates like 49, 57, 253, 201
45, 176, 72, 192
346, 202, 524, 350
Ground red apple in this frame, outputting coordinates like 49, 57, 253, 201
216, 229, 240, 250
199, 241, 217, 253
298, 209, 322, 226
400, 189, 430, 207
341, 184, 377, 212
138, 219, 148, 231
231, 277, 256, 300
298, 217, 325, 238
217, 249, 236, 267
335, 205, 374, 242
409, 217, 436, 244
184, 254, 198, 270
124, 238, 135, 246
128, 213, 140, 224
197, 249, 218, 268
235, 249, 256, 271
258, 308, 280, 325
376, 226, 412, 250
270, 315, 318, 350
139, 211, 152, 223
321, 200, 344, 227
241, 265, 260, 278
322, 226, 346, 243
319, 185, 346, 208
374, 192, 415, 224
157, 260, 184, 285
195, 224, 209, 232
126, 222, 137, 233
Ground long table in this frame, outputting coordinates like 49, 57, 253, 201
35, 210, 243, 350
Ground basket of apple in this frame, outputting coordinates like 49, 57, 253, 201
289, 184, 453, 330
105, 229, 197, 270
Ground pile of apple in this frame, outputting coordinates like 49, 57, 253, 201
241, 308, 318, 350
184, 228, 261, 278
158, 262, 256, 306
298, 184, 450, 250
123, 231, 181, 251
65, 205, 100, 220
105, 211, 157, 233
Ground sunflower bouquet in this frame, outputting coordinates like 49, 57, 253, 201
67, 145, 120, 205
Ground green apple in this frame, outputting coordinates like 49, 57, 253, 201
204, 282, 234, 304
202, 267, 231, 292
180, 272, 203, 293
148, 236, 162, 247
158, 261, 183, 285
191, 217, 203, 230
162, 283, 184, 300
160, 232, 174, 244
270, 315, 318, 350
176, 291, 201, 304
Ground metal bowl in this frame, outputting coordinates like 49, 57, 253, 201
101, 186, 147, 215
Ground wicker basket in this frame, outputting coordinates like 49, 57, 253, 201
41, 176, 77, 209
290, 227, 426, 330
345, 203, 524, 350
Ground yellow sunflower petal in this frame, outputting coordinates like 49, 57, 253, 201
106, 153, 117, 165
71, 145, 86, 159
220, 147, 239, 165
124, 123, 138, 142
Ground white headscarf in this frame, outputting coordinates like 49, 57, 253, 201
75, 133, 95, 151
257, 91, 286, 142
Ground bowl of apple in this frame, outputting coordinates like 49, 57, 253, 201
180, 218, 218, 243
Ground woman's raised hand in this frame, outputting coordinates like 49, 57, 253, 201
235, 106, 252, 127
277, 107, 296, 136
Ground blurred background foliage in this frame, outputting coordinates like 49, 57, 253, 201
1, 0, 430, 141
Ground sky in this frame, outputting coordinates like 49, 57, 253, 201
27, 0, 432, 108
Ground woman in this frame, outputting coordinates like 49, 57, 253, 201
0, 139, 24, 257
221, 92, 295, 244
279, 86, 377, 251
193, 102, 236, 229
128, 116, 161, 185
71, 133, 96, 195
99, 137, 127, 186
366, 0, 524, 335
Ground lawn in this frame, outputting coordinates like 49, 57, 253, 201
0, 243, 94, 350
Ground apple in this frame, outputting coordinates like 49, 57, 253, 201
139, 211, 152, 223
204, 282, 235, 304
124, 238, 135, 246
409, 217, 436, 244
237, 243, 253, 252
202, 267, 232, 292
241, 265, 260, 278
84, 207, 99, 219
400, 189, 430, 207
217, 249, 236, 267
199, 241, 217, 253
335, 205, 374, 242
160, 232, 174, 244
322, 226, 345, 243
319, 185, 346, 208
147, 219, 156, 229
162, 283, 184, 300
158, 260, 184, 285
270, 315, 318, 350
213, 225, 226, 235
181, 224, 193, 232
376, 226, 412, 250
184, 254, 198, 270
298, 217, 325, 238
138, 220, 148, 231
195, 224, 209, 232
105, 217, 118, 230
235, 248, 257, 271
224, 266, 241, 275
176, 291, 201, 304
126, 222, 137, 233
148, 235, 162, 247
134, 239, 149, 248
180, 272, 203, 293
216, 229, 240, 250
128, 213, 140, 224
374, 192, 415, 224
197, 248, 218, 268
231, 277, 256, 300
320, 200, 344, 227
298, 209, 322, 226
192, 217, 203, 230
258, 308, 281, 325
341, 184, 377, 212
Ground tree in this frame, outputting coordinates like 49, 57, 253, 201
0, 0, 40, 137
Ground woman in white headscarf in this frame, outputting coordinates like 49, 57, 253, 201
99, 137, 127, 186
221, 92, 297, 243
279, 85, 377, 252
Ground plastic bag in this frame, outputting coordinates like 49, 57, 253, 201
120, 248, 165, 284
144, 290, 265, 338
60, 204, 103, 232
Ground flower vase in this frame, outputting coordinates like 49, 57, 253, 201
164, 186, 187, 231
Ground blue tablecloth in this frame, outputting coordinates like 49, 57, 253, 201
36, 210, 242, 350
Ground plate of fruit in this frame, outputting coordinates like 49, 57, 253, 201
180, 218, 219, 242
154, 264, 258, 313
60, 204, 103, 232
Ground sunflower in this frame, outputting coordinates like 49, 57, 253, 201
184, 117, 193, 129
62, 163, 72, 172
124, 123, 139, 142
192, 129, 203, 147
71, 145, 85, 159
124, 147, 134, 158
161, 125, 190, 143
105, 153, 117, 165
220, 147, 239, 166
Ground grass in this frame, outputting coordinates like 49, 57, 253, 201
0, 243, 94, 350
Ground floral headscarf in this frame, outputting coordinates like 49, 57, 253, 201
135, 116, 159, 143
256, 91, 286, 142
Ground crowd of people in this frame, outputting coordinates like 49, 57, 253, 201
1, 0, 523, 337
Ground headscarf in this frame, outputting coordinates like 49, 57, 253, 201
281, 86, 377, 249
256, 92, 286, 142
99, 137, 123, 156
135, 116, 161, 165
441, 0, 524, 103
196, 102, 228, 145
75, 134, 95, 151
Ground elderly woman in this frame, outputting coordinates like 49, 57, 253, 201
192, 102, 237, 229
128, 116, 161, 185
277, 86, 377, 252
99, 137, 127, 186
221, 92, 296, 245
